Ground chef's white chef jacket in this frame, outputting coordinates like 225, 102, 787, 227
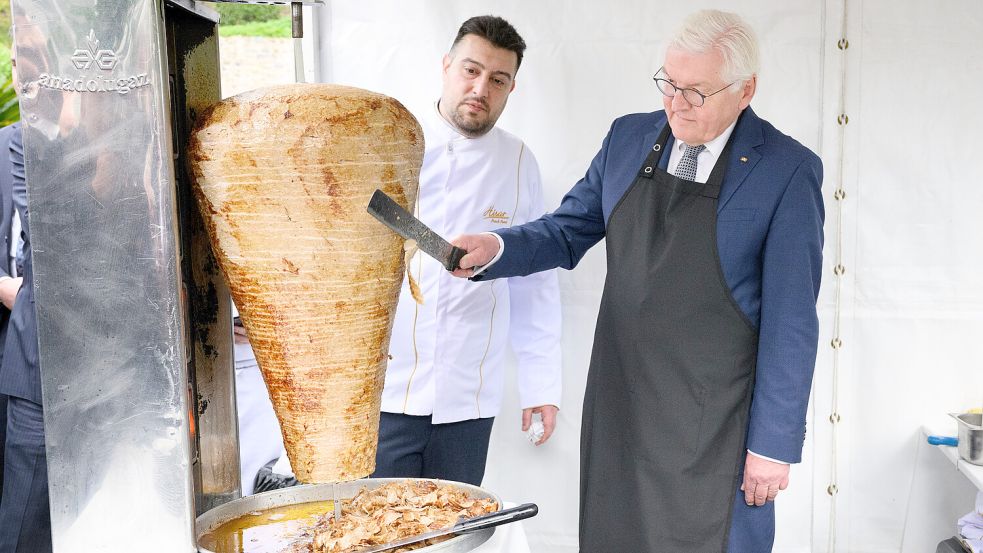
380, 105, 562, 424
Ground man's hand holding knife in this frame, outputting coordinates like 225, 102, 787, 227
451, 234, 501, 279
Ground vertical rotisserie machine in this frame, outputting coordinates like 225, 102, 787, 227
9, 0, 318, 551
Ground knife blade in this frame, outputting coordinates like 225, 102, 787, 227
350, 502, 538, 553
366, 189, 467, 272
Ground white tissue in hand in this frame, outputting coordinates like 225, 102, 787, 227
527, 420, 545, 443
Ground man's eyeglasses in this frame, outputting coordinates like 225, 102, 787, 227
652, 67, 737, 107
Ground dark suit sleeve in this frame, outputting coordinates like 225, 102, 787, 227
477, 125, 613, 279
746, 155, 825, 463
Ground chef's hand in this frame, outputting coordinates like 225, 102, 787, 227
741, 453, 789, 506
450, 234, 500, 279
522, 404, 558, 446
0, 277, 22, 310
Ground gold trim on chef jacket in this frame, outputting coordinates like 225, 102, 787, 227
402, 141, 528, 418
509, 143, 524, 227
473, 288, 497, 417
473, 142, 524, 416
474, 142, 526, 419
402, 196, 426, 413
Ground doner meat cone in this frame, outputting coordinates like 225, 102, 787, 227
188, 84, 423, 482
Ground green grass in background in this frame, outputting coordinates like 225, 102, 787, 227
211, 3, 286, 26
219, 18, 291, 39
211, 2, 290, 38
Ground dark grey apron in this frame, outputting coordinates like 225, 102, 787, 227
579, 123, 758, 552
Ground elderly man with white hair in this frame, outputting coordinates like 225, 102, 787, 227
451, 9, 824, 552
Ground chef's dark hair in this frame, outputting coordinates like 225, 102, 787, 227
452, 15, 526, 72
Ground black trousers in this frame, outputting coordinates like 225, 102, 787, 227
0, 396, 51, 553
371, 413, 495, 486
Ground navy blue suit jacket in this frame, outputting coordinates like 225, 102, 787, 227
482, 107, 824, 462
0, 123, 40, 405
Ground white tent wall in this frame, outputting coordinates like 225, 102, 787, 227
310, 1, 983, 551
823, 1, 983, 552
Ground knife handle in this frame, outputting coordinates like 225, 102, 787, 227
453, 503, 539, 535
445, 246, 468, 272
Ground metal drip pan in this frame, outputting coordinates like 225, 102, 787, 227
196, 478, 500, 552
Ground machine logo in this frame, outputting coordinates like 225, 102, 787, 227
70, 30, 118, 71
39, 28, 149, 95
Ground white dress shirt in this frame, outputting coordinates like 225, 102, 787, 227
381, 104, 563, 424
666, 119, 738, 183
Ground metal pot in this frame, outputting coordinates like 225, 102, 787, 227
196, 478, 500, 552
951, 412, 983, 465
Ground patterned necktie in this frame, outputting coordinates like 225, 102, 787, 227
673, 144, 706, 181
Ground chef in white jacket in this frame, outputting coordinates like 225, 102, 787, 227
373, 15, 562, 486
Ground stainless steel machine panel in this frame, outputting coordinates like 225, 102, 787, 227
11, 0, 214, 551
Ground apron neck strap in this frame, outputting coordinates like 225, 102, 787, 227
637, 117, 739, 200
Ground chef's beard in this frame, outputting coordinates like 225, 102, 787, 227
450, 100, 498, 138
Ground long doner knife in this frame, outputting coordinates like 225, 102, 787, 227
367, 189, 467, 272
350, 502, 538, 553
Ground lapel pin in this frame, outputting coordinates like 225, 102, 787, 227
740, 156, 748, 163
